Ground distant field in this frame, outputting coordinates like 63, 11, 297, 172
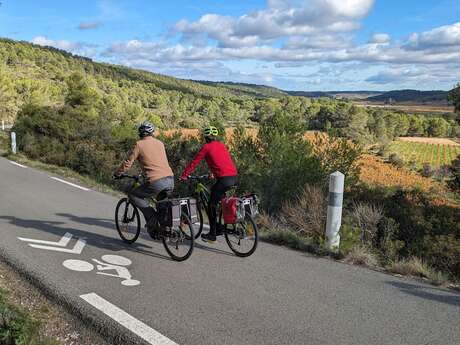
355, 102, 454, 114
389, 141, 460, 168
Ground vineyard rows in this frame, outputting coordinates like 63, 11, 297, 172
389, 142, 460, 168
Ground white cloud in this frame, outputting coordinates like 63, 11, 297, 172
31, 36, 98, 57
369, 33, 390, 44
175, 0, 374, 47
405, 22, 460, 50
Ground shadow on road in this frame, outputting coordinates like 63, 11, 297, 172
387, 281, 460, 307
55, 212, 236, 257
0, 215, 174, 261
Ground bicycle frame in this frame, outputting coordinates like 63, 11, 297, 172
190, 177, 225, 227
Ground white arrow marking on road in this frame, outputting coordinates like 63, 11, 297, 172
28, 239, 86, 254
9, 161, 27, 168
18, 232, 73, 246
18, 233, 86, 254
50, 177, 89, 191
80, 293, 178, 345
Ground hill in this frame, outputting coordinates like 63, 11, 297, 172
196, 81, 288, 98
366, 89, 448, 103
0, 38, 292, 127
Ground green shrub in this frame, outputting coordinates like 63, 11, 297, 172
421, 163, 434, 178
388, 153, 404, 168
448, 155, 460, 192
339, 223, 361, 255
421, 235, 460, 277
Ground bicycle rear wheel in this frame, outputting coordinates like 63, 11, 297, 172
225, 215, 258, 257
162, 213, 195, 261
115, 198, 141, 244
195, 202, 206, 239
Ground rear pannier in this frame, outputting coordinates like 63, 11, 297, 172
242, 193, 259, 217
221, 197, 245, 224
157, 198, 198, 227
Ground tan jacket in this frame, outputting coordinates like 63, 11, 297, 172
117, 136, 174, 182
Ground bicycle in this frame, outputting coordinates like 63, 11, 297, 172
114, 174, 195, 262
187, 175, 258, 257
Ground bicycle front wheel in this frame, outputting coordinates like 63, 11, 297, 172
162, 213, 195, 261
225, 215, 258, 257
115, 198, 141, 244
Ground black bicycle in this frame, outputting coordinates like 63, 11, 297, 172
187, 175, 258, 257
114, 174, 195, 261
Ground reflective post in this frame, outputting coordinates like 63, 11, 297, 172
11, 131, 17, 154
325, 171, 344, 251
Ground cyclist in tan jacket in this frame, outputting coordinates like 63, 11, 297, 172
114, 122, 174, 234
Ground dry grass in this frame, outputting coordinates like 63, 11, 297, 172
388, 257, 431, 277
281, 184, 326, 240
344, 245, 379, 267
350, 202, 384, 244
387, 257, 450, 286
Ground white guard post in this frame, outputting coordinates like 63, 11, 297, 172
11, 131, 17, 154
1, 120, 4, 131
325, 171, 344, 251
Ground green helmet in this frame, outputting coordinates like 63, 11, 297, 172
202, 125, 219, 137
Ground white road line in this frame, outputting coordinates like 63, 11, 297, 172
9, 161, 27, 168
50, 177, 89, 191
80, 293, 178, 345
18, 232, 73, 246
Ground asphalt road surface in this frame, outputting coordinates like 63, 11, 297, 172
0, 157, 458, 345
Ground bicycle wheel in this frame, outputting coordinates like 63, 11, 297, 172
162, 213, 195, 261
115, 198, 141, 244
195, 202, 205, 239
225, 214, 258, 257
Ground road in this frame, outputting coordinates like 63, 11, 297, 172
0, 156, 458, 345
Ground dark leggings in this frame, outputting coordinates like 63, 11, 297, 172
209, 176, 238, 235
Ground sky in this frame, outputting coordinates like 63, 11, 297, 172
1, 0, 460, 91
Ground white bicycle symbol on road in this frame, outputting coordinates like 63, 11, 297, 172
63, 255, 140, 287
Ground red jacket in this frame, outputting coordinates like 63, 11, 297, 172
182, 141, 238, 179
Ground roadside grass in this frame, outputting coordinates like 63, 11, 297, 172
343, 245, 379, 267
259, 228, 329, 256
387, 257, 450, 286
0, 288, 57, 345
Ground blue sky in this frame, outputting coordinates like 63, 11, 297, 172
1, 0, 460, 91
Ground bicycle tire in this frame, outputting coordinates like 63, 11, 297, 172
224, 214, 258, 257
115, 198, 141, 244
162, 213, 195, 261
195, 202, 205, 239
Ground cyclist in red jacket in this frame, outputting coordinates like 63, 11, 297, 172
181, 126, 238, 243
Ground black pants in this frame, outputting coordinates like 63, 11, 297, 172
209, 176, 237, 236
